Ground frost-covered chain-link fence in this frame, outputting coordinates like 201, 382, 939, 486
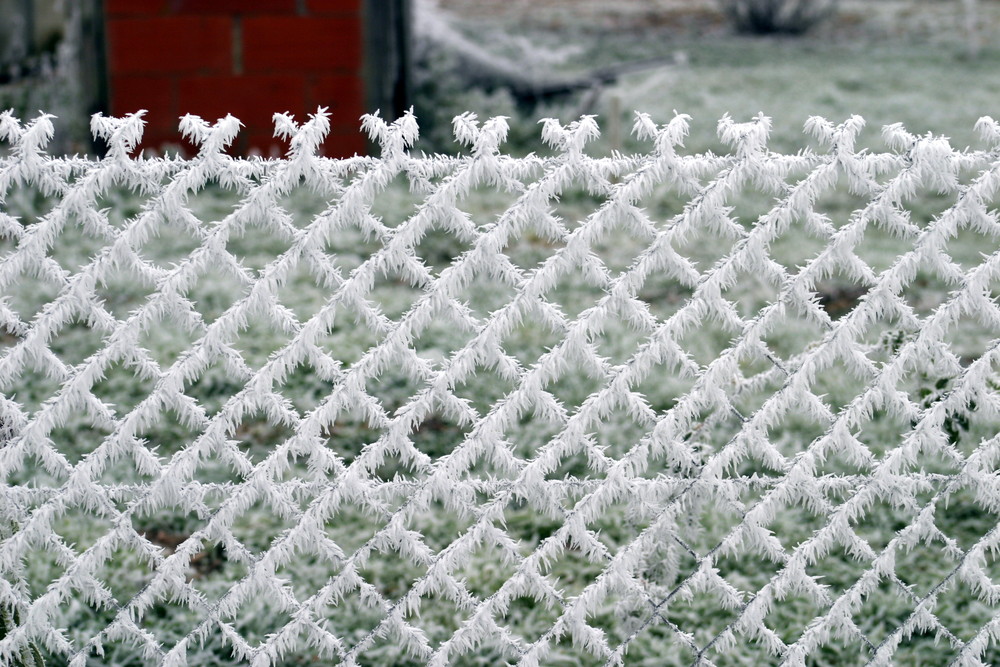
2, 107, 1000, 666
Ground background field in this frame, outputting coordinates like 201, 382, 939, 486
4, 1, 1000, 664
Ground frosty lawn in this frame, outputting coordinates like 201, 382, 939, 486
4, 30, 1000, 666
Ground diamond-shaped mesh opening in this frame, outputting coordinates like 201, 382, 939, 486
225, 221, 295, 276
94, 267, 156, 321
368, 265, 426, 321
852, 217, 915, 272
413, 224, 476, 276
771, 224, 830, 274
798, 534, 873, 595
227, 583, 296, 647
663, 588, 744, 653
850, 577, 915, 649
543, 263, 608, 321
323, 408, 383, 466
851, 492, 923, 553
231, 315, 295, 371
760, 591, 827, 651
318, 507, 387, 572
182, 361, 246, 418
498, 593, 562, 645
275, 360, 334, 414
356, 543, 426, 603
48, 412, 113, 464
934, 487, 1000, 552
501, 220, 566, 275
498, 309, 565, 370
139, 596, 208, 649
2, 183, 57, 228
540, 540, 605, 600
366, 367, 424, 420
815, 280, 871, 321
854, 407, 912, 459
675, 318, 740, 368
892, 537, 961, 598
230, 410, 294, 464
133, 405, 204, 458
3, 448, 66, 488
229, 496, 298, 554
714, 541, 784, 599
721, 267, 784, 319
411, 312, 477, 362
50, 216, 115, 274
905, 186, 962, 229
17, 545, 68, 599
45, 317, 108, 368
734, 175, 796, 225
132, 505, 205, 554
3, 270, 61, 323
456, 270, 518, 321
321, 216, 382, 276
183, 265, 247, 325
274, 182, 336, 230
591, 316, 649, 367
630, 368, 697, 420
403, 589, 475, 652
453, 543, 519, 601
452, 363, 516, 419
636, 274, 697, 322
941, 311, 1000, 366
273, 261, 332, 324
590, 404, 654, 461
809, 356, 871, 413
51, 506, 115, 555
410, 412, 471, 462
137, 214, 205, 270
136, 313, 202, 370
935, 577, 1000, 644
90, 360, 156, 417
946, 224, 1000, 271
315, 305, 385, 369
900, 268, 956, 318
93, 544, 157, 607
544, 362, 605, 416
457, 181, 525, 230
368, 173, 423, 230
95, 185, 161, 229
882, 625, 959, 664
552, 190, 609, 236
184, 181, 243, 226
764, 410, 828, 462
590, 226, 653, 278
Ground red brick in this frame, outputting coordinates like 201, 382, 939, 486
109, 75, 178, 137
107, 17, 232, 75
321, 127, 366, 158
178, 75, 305, 131
306, 75, 364, 125
243, 17, 361, 73
106, 0, 167, 16
171, 0, 296, 14
138, 130, 186, 155
306, 0, 359, 14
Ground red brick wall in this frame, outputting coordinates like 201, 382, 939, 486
104, 0, 366, 157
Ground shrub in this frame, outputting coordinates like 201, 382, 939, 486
718, 0, 839, 35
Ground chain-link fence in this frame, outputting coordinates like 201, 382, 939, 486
2, 108, 1000, 665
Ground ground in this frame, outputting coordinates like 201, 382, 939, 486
3, 1, 1000, 665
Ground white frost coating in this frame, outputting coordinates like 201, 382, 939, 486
0, 107, 999, 665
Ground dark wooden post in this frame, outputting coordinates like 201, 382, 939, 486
362, 0, 411, 140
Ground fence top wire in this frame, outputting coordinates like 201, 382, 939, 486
1, 107, 1000, 666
